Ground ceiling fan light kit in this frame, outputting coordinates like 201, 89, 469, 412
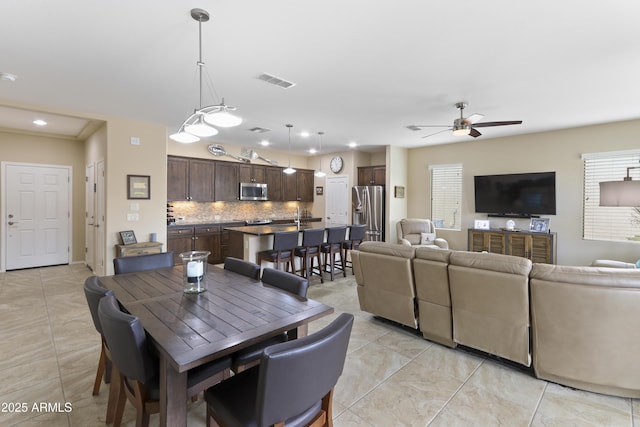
170, 9, 242, 144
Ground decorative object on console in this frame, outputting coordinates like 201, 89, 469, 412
599, 165, 640, 207
530, 218, 549, 233
169, 9, 242, 143
506, 220, 516, 231
474, 219, 490, 230
119, 230, 137, 245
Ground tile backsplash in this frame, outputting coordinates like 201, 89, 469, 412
169, 201, 313, 224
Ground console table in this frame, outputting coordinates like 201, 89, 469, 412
468, 228, 556, 264
115, 241, 163, 257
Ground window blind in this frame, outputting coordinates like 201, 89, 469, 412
430, 164, 462, 230
583, 151, 640, 241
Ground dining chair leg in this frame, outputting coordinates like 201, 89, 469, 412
92, 344, 106, 396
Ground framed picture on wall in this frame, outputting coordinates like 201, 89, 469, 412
127, 175, 150, 199
394, 186, 405, 198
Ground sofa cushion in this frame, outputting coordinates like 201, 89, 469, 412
420, 232, 436, 245
358, 241, 415, 259
450, 251, 532, 276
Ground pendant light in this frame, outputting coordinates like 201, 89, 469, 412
314, 131, 326, 178
169, 9, 242, 143
283, 124, 296, 175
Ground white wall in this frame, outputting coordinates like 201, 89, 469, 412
406, 119, 640, 265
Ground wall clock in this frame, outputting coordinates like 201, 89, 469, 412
330, 156, 343, 173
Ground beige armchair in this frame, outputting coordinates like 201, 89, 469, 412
396, 218, 448, 249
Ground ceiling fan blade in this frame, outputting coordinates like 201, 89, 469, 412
421, 128, 452, 139
407, 124, 450, 130
464, 113, 484, 124
472, 120, 523, 128
469, 128, 482, 138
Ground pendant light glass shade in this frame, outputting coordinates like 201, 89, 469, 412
169, 9, 241, 143
283, 124, 296, 175
314, 131, 326, 177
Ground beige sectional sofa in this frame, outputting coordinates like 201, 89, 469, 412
351, 241, 640, 398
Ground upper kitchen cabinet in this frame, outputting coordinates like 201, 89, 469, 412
239, 164, 266, 184
358, 165, 386, 186
167, 156, 215, 201
283, 169, 314, 202
265, 166, 283, 201
214, 161, 239, 201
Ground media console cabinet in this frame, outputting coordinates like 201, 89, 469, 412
468, 228, 556, 264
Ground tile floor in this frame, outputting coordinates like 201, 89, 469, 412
0, 264, 638, 426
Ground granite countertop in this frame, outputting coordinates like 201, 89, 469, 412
168, 218, 322, 228
225, 222, 328, 236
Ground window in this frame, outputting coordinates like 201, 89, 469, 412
430, 164, 462, 230
583, 150, 640, 242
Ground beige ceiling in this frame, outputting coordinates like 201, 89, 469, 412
1, 1, 640, 154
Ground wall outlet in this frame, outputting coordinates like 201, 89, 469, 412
130, 136, 140, 145
130, 202, 139, 211
127, 213, 139, 221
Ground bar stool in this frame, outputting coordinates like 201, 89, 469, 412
294, 228, 325, 283
342, 224, 366, 275
321, 226, 347, 281
257, 230, 299, 272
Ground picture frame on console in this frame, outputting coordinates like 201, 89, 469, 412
530, 218, 549, 233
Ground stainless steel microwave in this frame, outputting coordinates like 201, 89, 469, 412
239, 182, 268, 201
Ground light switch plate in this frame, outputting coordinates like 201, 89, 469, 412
130, 136, 140, 145
127, 213, 139, 221
130, 202, 139, 211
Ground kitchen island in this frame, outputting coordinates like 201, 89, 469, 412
226, 222, 328, 263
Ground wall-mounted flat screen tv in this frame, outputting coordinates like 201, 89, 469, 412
474, 171, 556, 216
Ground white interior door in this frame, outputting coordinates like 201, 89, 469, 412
4, 163, 71, 270
95, 160, 106, 276
325, 175, 349, 225
85, 163, 95, 271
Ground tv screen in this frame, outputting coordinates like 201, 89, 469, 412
474, 172, 556, 216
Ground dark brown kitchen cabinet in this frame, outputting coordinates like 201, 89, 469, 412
167, 226, 195, 265
358, 165, 386, 186
167, 156, 189, 201
265, 166, 283, 201
282, 169, 314, 202
167, 156, 215, 201
214, 161, 239, 201
167, 225, 231, 265
239, 164, 266, 183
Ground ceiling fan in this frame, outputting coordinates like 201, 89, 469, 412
407, 102, 523, 138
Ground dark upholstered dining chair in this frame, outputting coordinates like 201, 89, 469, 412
83, 276, 113, 396
98, 294, 232, 427
205, 313, 354, 427
231, 268, 309, 373
223, 256, 261, 279
342, 224, 366, 275
257, 230, 299, 272
294, 227, 325, 283
113, 251, 174, 275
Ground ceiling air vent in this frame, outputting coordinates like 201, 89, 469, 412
257, 73, 296, 89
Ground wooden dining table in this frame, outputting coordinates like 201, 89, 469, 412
98, 264, 333, 426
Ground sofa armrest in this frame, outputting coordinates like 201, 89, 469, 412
434, 238, 448, 249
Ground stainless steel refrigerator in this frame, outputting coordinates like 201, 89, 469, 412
352, 186, 384, 241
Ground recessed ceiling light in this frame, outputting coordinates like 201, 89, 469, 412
33, 119, 47, 126
0, 72, 17, 82
300, 131, 310, 138
260, 140, 270, 146
348, 141, 357, 148
308, 148, 317, 154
